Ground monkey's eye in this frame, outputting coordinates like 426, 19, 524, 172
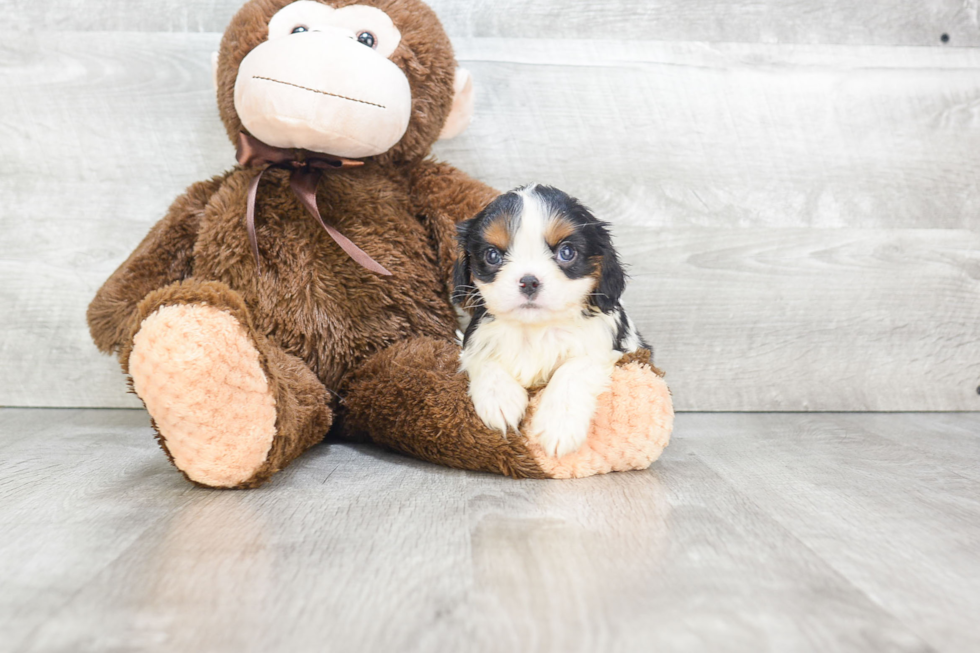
291, 25, 308, 34
557, 243, 577, 263
357, 31, 377, 48
484, 248, 502, 266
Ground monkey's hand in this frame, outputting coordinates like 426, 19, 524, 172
87, 175, 227, 356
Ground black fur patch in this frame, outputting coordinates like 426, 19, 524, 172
612, 306, 651, 354
462, 305, 489, 347
533, 185, 626, 314
453, 191, 524, 300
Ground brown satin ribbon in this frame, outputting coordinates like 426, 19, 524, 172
236, 132, 392, 276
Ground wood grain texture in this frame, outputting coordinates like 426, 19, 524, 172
619, 226, 980, 411
0, 32, 230, 409
675, 412, 980, 652
3, 409, 979, 652
7, 0, 980, 47
0, 410, 191, 650
443, 39, 980, 230
1, 32, 979, 410
835, 412, 980, 483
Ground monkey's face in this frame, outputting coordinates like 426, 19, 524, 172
235, 1, 410, 158
217, 0, 467, 161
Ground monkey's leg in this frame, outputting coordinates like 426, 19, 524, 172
342, 338, 673, 479
123, 280, 333, 488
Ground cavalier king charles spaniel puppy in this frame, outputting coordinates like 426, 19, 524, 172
453, 184, 648, 458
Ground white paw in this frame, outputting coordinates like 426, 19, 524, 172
529, 393, 593, 458
469, 374, 528, 435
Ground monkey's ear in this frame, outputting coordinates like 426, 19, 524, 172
211, 51, 220, 90
438, 68, 475, 140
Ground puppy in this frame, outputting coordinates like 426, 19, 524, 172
453, 184, 648, 458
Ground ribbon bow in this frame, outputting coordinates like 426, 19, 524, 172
236, 132, 391, 276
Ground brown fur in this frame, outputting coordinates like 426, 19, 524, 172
343, 337, 549, 478
120, 279, 334, 488
619, 348, 665, 378
345, 341, 665, 478
588, 254, 605, 285
87, 174, 229, 355
88, 0, 520, 487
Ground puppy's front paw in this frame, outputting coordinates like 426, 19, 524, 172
469, 373, 528, 435
529, 393, 593, 458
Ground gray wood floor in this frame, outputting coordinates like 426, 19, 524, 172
1, 410, 978, 652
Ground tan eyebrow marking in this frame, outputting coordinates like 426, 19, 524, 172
483, 215, 512, 251
544, 215, 577, 248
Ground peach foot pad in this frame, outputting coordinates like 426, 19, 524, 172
129, 304, 277, 488
524, 361, 673, 479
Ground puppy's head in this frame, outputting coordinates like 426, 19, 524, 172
454, 185, 625, 323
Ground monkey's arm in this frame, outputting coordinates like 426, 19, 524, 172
409, 159, 499, 287
410, 159, 499, 225
87, 175, 226, 355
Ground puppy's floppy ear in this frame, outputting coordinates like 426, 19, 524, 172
452, 219, 475, 307
451, 254, 471, 305
592, 223, 626, 313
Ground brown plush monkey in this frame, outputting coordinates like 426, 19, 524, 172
87, 0, 673, 488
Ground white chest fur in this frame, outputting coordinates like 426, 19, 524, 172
460, 311, 621, 388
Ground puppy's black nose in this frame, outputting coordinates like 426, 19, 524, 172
519, 275, 541, 298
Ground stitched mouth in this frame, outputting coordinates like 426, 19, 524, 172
253, 76, 386, 109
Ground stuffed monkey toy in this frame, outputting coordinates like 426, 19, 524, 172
87, 0, 673, 488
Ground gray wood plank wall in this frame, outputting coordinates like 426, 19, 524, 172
1, 1, 978, 411
9, 0, 979, 46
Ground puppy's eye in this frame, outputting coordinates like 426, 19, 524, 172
557, 244, 577, 263
484, 248, 502, 266
357, 31, 377, 48
291, 25, 309, 34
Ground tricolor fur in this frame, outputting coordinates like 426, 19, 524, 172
453, 184, 648, 458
